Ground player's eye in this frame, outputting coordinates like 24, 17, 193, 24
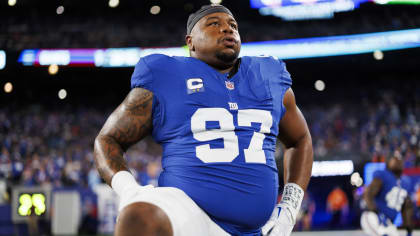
208, 22, 219, 26
230, 23, 238, 29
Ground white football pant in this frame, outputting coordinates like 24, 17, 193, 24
360, 211, 399, 236
118, 186, 230, 236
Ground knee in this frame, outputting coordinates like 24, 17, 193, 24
115, 202, 173, 236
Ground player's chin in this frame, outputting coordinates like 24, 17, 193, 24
216, 48, 239, 63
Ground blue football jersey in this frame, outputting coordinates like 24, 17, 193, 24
373, 169, 411, 221
131, 54, 292, 235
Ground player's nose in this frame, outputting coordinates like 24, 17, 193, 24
220, 22, 234, 34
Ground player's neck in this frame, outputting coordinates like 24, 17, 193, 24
210, 58, 240, 78
388, 168, 402, 178
217, 67, 233, 74
206, 60, 235, 74
392, 170, 402, 178
191, 54, 238, 76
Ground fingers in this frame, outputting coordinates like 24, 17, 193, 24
262, 220, 275, 235
267, 223, 294, 236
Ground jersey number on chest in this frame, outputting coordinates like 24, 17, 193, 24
191, 108, 273, 164
385, 186, 407, 211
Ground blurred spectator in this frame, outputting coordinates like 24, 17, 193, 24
0, 106, 162, 189
296, 191, 316, 231
327, 186, 349, 228
137, 160, 161, 186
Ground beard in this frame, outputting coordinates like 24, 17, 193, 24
215, 49, 239, 64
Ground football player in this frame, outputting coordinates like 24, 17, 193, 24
361, 151, 413, 236
94, 4, 313, 236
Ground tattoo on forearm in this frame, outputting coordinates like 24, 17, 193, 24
95, 136, 128, 184
94, 88, 154, 185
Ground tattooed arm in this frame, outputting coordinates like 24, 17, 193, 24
94, 87, 153, 186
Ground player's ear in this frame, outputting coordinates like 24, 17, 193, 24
186, 35, 195, 51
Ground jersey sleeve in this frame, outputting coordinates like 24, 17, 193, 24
401, 176, 413, 194
131, 57, 154, 90
278, 59, 292, 88
372, 170, 385, 181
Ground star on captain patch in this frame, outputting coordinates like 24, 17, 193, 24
186, 78, 205, 94
225, 81, 234, 90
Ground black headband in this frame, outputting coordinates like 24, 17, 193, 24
187, 5, 234, 35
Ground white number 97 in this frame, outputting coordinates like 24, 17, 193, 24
191, 108, 272, 163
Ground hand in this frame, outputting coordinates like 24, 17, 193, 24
116, 183, 154, 212
261, 203, 294, 236
262, 183, 304, 236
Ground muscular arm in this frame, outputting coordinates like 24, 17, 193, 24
278, 88, 313, 191
402, 197, 414, 232
363, 178, 382, 211
94, 88, 153, 186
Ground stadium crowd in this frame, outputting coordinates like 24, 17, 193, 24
0, 105, 162, 189
1, 3, 420, 51
308, 91, 420, 166
0, 90, 418, 189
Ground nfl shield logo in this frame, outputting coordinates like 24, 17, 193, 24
225, 81, 234, 90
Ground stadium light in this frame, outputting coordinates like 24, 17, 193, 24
56, 6, 64, 15
240, 28, 420, 59
39, 50, 70, 66
258, 0, 282, 7
4, 82, 13, 93
311, 160, 354, 177
150, 5, 161, 15
109, 0, 119, 8
210, 0, 223, 4
58, 89, 67, 100
8, 0, 16, 7
0, 51, 5, 70
373, 50, 384, 60
17, 28, 420, 66
315, 80, 325, 91
48, 64, 59, 75
350, 172, 363, 187
374, 0, 420, 4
